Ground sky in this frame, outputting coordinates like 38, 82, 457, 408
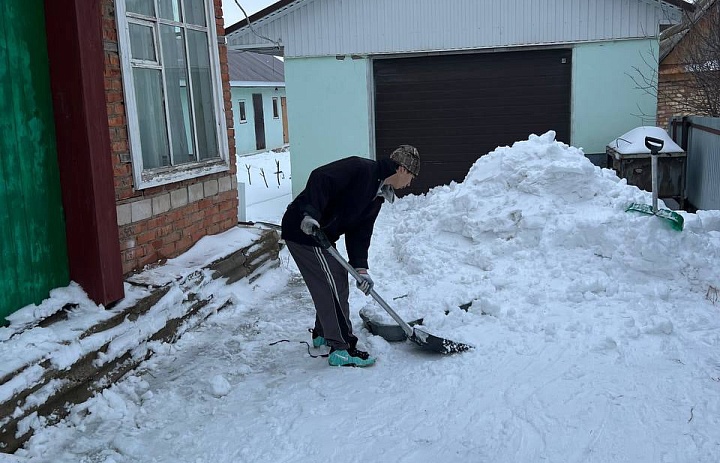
222, 0, 276, 29
4, 130, 720, 462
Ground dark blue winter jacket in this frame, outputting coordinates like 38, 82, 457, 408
281, 156, 398, 269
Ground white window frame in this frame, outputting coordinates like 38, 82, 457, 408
115, 0, 229, 190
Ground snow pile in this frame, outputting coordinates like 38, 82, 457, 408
367, 132, 720, 339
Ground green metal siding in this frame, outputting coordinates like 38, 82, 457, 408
0, 1, 69, 324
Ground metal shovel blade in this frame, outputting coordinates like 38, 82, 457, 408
410, 328, 474, 354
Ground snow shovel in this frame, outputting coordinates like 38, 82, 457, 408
312, 229, 473, 354
625, 136, 684, 231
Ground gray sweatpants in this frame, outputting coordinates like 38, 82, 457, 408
286, 240, 358, 351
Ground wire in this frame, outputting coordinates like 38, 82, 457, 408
268, 339, 329, 358
233, 0, 282, 51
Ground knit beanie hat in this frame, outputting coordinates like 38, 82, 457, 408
390, 145, 420, 176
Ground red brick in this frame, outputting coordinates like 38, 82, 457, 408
136, 229, 157, 245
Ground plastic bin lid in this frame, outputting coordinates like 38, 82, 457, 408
607, 126, 684, 154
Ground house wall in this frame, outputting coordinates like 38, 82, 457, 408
284, 40, 662, 194
657, 71, 697, 126
284, 56, 373, 197
232, 86, 287, 154
571, 39, 660, 158
102, 0, 238, 275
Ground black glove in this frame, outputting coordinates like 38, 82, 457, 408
355, 269, 374, 295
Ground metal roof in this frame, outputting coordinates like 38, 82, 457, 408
226, 0, 691, 58
225, 0, 695, 34
227, 50, 285, 83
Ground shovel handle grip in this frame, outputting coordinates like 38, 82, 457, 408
645, 136, 664, 155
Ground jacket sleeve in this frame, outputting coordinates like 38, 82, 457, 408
345, 201, 382, 269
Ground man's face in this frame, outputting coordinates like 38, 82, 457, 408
392, 166, 415, 190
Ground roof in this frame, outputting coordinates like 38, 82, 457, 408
227, 50, 285, 83
226, 0, 694, 58
661, 0, 697, 11
225, 0, 696, 34
660, 0, 715, 61
225, 0, 298, 34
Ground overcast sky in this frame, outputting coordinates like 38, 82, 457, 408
223, 0, 276, 28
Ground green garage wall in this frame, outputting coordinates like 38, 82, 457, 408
572, 39, 660, 157
284, 56, 372, 197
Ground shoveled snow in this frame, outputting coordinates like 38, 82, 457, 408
7, 132, 720, 462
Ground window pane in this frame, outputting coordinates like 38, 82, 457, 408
128, 23, 156, 61
158, 0, 182, 22
126, 0, 155, 16
133, 68, 170, 169
184, 0, 207, 26
187, 30, 218, 160
239, 101, 246, 122
160, 25, 197, 164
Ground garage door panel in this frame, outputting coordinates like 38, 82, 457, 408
374, 49, 571, 196
377, 118, 569, 136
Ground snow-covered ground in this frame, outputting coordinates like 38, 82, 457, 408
6, 132, 720, 462
237, 147, 291, 223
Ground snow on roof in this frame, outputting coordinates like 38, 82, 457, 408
607, 126, 685, 154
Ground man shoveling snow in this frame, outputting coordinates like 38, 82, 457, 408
281, 145, 420, 367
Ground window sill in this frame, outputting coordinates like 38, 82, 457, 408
135, 159, 230, 190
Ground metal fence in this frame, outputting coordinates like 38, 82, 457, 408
669, 116, 720, 211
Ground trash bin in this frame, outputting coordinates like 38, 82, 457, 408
607, 126, 687, 208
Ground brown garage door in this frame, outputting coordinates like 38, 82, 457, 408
374, 48, 572, 196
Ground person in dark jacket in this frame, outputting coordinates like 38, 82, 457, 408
281, 145, 420, 367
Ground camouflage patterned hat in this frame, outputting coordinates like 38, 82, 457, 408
390, 144, 420, 176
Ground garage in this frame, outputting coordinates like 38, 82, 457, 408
374, 48, 572, 195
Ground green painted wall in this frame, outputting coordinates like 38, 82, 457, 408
0, 1, 69, 324
572, 39, 659, 156
284, 56, 372, 197
231, 86, 287, 154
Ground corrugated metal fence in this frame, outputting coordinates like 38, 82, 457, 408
670, 116, 720, 211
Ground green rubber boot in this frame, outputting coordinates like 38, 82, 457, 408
328, 348, 376, 367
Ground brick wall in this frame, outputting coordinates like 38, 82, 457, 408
657, 73, 696, 128
102, 0, 238, 276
